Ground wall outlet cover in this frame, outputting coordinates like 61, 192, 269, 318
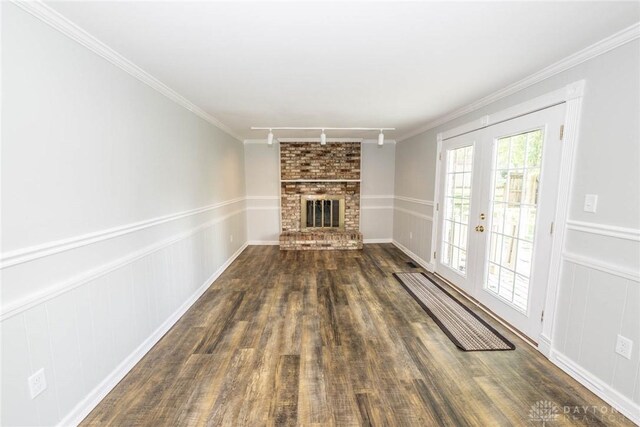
28, 368, 47, 399
615, 335, 633, 360
584, 194, 598, 213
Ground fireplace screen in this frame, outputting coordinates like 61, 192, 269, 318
301, 195, 345, 229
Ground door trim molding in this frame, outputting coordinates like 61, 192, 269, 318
543, 83, 585, 355
434, 80, 586, 359
431, 133, 444, 267
440, 81, 584, 141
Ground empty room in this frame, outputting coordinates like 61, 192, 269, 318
2, 1, 640, 426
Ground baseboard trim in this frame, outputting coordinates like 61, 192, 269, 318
537, 333, 552, 357
57, 242, 249, 427
391, 240, 435, 271
363, 238, 393, 244
550, 351, 640, 425
247, 240, 279, 245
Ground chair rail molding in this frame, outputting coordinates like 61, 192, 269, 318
11, 0, 242, 141
394, 195, 435, 206
566, 220, 640, 242
0, 197, 246, 269
362, 206, 394, 210
361, 195, 395, 200
0, 209, 247, 321
562, 252, 640, 282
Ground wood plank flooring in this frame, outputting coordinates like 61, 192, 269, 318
81, 244, 634, 426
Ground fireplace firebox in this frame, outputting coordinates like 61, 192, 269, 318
300, 195, 345, 230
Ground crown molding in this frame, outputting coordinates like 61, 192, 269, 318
398, 22, 640, 142
11, 0, 243, 142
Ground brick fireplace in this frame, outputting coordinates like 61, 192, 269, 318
279, 141, 363, 250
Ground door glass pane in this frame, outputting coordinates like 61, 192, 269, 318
485, 129, 543, 312
441, 145, 473, 275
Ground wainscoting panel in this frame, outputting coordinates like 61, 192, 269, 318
361, 195, 394, 242
565, 225, 640, 274
392, 197, 434, 265
552, 223, 640, 421
246, 196, 280, 244
0, 209, 248, 426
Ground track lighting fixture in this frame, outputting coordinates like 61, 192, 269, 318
251, 127, 395, 145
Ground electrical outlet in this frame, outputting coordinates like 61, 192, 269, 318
584, 194, 598, 213
409, 232, 413, 239
615, 335, 633, 360
229, 234, 233, 243
28, 368, 47, 399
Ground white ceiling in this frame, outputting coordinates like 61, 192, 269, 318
47, 1, 639, 140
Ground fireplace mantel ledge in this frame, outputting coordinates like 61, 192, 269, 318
281, 179, 361, 183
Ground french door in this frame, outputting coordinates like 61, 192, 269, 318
436, 104, 565, 341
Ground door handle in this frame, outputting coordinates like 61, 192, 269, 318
475, 225, 485, 232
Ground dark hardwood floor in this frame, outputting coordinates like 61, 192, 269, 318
81, 244, 633, 426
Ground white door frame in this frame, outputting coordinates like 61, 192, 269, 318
431, 80, 585, 357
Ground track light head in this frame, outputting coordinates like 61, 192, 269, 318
320, 130, 327, 145
267, 129, 274, 145
378, 130, 384, 146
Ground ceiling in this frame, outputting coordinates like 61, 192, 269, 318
47, 1, 640, 141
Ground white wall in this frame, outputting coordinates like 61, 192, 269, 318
393, 40, 640, 418
1, 4, 247, 426
392, 128, 437, 267
360, 141, 395, 242
244, 140, 396, 243
244, 141, 281, 244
